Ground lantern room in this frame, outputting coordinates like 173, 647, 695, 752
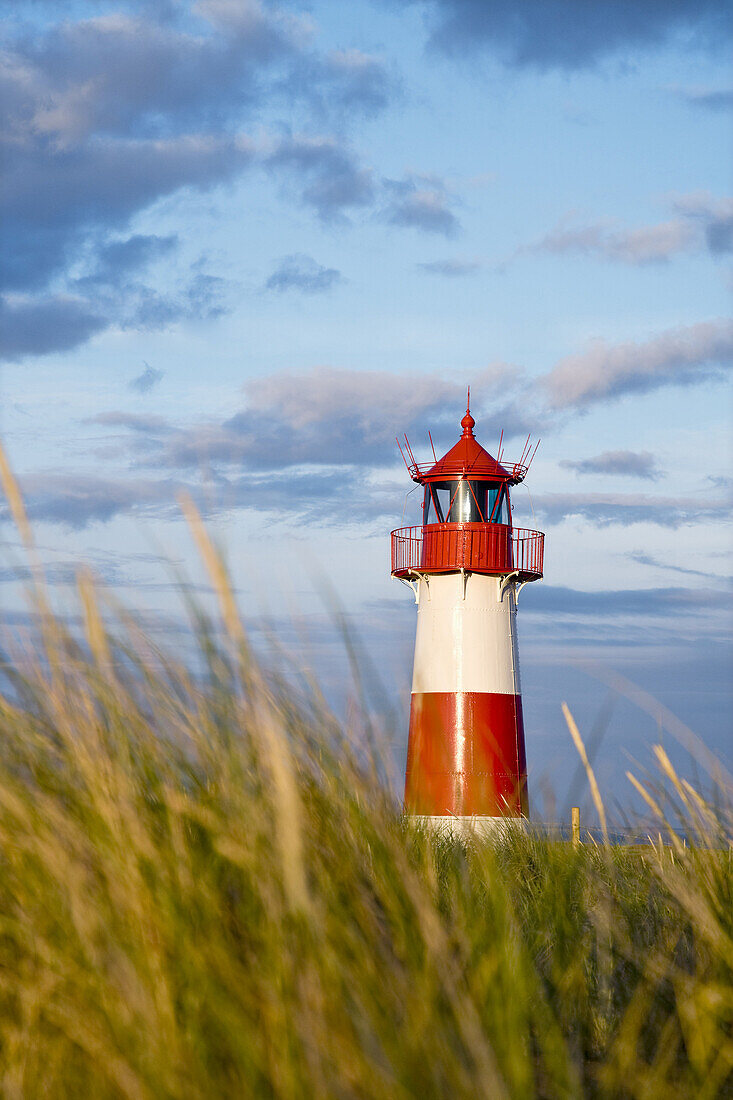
423, 480, 510, 525
391, 400, 544, 583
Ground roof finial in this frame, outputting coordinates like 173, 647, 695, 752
461, 386, 475, 437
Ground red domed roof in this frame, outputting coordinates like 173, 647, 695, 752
423, 411, 511, 481
398, 394, 534, 484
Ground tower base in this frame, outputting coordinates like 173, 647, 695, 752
406, 814, 528, 841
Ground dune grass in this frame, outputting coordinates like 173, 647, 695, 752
0, 485, 730, 1097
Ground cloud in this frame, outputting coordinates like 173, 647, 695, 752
542, 319, 733, 410
529, 219, 695, 265
1, 125, 251, 356
171, 263, 228, 321
149, 363, 529, 472
265, 254, 344, 294
267, 135, 375, 221
707, 475, 733, 492
0, 2, 388, 278
672, 193, 733, 255
531, 491, 728, 529
320, 49, 396, 114
524, 195, 733, 266
2, 131, 254, 293
1, 3, 393, 357
0, 562, 79, 588
88, 411, 172, 434
128, 364, 164, 393
627, 552, 726, 580
280, 48, 399, 119
1, 472, 183, 529
0, 464, 396, 531
10, 358, 728, 533
707, 218, 733, 254
418, 258, 481, 276
77, 365, 531, 516
0, 556, 145, 590
523, 584, 733, 618
681, 87, 733, 111
114, 274, 228, 332
0, 238, 229, 362
0, 294, 106, 361
79, 235, 179, 289
73, 233, 228, 332
382, 174, 459, 236
10, 8, 297, 151
560, 450, 661, 481
402, 0, 730, 70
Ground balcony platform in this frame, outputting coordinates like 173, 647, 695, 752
391, 523, 544, 582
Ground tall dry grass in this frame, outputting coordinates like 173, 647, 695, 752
0, 472, 730, 1098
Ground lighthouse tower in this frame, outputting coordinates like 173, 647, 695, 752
391, 398, 544, 834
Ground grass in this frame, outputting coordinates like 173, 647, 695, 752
0, 475, 731, 1097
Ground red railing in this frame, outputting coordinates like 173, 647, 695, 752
406, 459, 529, 483
391, 523, 544, 581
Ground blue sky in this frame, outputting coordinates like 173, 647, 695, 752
1, 0, 731, 818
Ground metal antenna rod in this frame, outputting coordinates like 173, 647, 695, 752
526, 438, 541, 472
396, 437, 411, 473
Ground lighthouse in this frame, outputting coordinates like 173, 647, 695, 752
391, 398, 544, 834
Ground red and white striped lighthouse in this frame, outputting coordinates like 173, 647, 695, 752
391, 397, 544, 833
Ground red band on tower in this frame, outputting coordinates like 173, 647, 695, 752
405, 692, 528, 816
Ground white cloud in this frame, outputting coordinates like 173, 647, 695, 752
532, 491, 728, 528
532, 218, 694, 264
560, 450, 661, 480
522, 193, 733, 265
542, 319, 733, 410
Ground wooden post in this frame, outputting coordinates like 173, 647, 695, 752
571, 806, 580, 848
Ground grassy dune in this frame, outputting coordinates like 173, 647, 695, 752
0, 476, 730, 1097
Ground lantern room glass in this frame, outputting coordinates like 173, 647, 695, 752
424, 480, 510, 525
